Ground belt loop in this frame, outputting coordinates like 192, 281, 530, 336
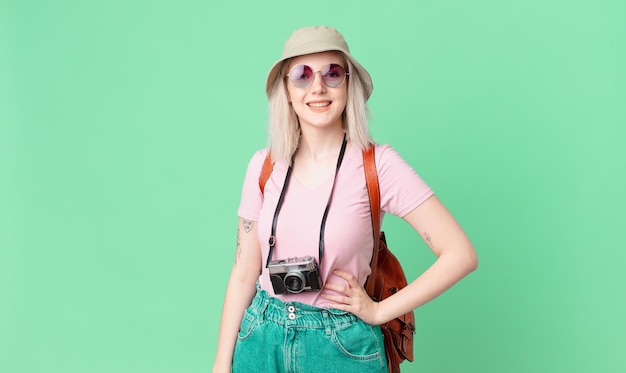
321, 310, 332, 336
254, 289, 270, 322
259, 298, 270, 321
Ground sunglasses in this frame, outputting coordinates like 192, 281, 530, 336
287, 63, 349, 88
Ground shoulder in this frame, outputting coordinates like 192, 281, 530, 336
372, 143, 427, 181
373, 143, 395, 157
356, 143, 409, 173
245, 148, 271, 171
252, 148, 271, 162
370, 143, 434, 215
373, 143, 409, 169
243, 148, 292, 189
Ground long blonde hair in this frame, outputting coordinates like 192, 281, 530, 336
266, 54, 373, 162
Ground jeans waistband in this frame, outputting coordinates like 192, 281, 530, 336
249, 286, 361, 331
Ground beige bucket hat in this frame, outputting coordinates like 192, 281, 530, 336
265, 26, 373, 100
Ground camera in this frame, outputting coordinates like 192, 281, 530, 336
267, 256, 322, 294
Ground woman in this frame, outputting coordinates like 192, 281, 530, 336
213, 26, 478, 373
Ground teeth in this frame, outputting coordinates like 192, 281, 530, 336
308, 102, 330, 108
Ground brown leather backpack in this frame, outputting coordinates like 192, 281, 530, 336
363, 145, 415, 373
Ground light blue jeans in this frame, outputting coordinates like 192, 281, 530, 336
232, 286, 387, 373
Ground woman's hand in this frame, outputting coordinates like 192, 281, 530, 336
321, 270, 381, 325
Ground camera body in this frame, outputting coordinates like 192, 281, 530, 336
268, 256, 322, 294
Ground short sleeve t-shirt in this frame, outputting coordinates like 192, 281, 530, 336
237, 143, 433, 308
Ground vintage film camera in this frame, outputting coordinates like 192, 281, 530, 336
267, 256, 322, 294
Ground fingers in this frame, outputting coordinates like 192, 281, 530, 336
332, 269, 357, 283
323, 282, 350, 294
321, 271, 354, 304
320, 292, 350, 304
331, 270, 363, 289
321, 270, 380, 325
322, 270, 366, 302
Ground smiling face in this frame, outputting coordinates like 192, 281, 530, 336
286, 51, 348, 132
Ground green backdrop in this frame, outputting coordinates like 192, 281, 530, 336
2, 0, 625, 372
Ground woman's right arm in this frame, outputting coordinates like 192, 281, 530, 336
212, 217, 262, 373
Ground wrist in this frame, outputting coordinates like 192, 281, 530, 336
373, 298, 395, 325
212, 361, 231, 373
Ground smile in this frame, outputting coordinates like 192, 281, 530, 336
307, 101, 331, 108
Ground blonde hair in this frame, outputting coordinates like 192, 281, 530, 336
267, 55, 373, 162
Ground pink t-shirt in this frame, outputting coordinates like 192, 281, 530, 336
237, 143, 434, 308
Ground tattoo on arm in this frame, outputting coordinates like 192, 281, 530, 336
243, 219, 254, 233
235, 225, 242, 265
424, 232, 434, 249
235, 220, 255, 265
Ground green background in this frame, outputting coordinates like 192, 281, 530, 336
1, 0, 625, 372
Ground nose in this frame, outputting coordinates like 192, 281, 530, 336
310, 71, 326, 93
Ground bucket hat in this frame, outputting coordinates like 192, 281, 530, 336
265, 26, 373, 100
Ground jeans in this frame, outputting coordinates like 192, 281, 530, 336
232, 286, 387, 373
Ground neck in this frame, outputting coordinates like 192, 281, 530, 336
297, 127, 346, 162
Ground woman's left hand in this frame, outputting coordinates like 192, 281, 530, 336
321, 270, 381, 325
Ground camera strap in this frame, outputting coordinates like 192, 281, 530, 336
266, 134, 348, 268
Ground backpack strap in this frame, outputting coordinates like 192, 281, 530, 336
363, 144, 381, 296
259, 151, 274, 196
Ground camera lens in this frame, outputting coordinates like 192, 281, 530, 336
284, 272, 305, 293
